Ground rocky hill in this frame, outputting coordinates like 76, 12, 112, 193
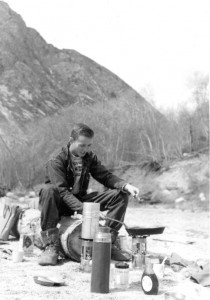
0, 1, 162, 135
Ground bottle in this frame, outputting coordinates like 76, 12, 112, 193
91, 226, 111, 293
115, 262, 130, 289
141, 255, 159, 295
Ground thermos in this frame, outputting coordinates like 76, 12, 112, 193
91, 226, 111, 293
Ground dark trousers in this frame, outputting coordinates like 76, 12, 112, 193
39, 184, 128, 233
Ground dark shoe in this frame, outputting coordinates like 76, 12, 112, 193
111, 239, 131, 261
110, 229, 118, 244
38, 228, 59, 266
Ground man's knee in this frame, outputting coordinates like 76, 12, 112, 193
39, 184, 59, 205
111, 190, 128, 207
119, 191, 129, 206
40, 184, 57, 195
111, 189, 129, 200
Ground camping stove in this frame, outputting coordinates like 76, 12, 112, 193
132, 235, 148, 269
125, 225, 165, 269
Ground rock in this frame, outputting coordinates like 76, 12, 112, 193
175, 197, 185, 204
0, 185, 8, 197
152, 189, 179, 204
28, 197, 39, 209
161, 189, 172, 196
199, 193, 206, 202
6, 192, 19, 200
19, 197, 26, 202
28, 191, 36, 198
174, 197, 186, 210
161, 189, 180, 201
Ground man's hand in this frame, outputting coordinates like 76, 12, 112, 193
124, 183, 140, 198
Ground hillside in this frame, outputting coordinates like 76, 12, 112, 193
0, 1, 164, 134
88, 152, 209, 211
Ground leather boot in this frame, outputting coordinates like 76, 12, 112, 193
110, 229, 131, 262
38, 228, 59, 266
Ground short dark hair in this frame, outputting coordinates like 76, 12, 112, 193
70, 123, 94, 140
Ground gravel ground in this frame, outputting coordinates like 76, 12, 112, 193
0, 205, 209, 300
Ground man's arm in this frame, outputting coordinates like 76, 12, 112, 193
46, 158, 83, 212
89, 154, 125, 189
90, 153, 140, 196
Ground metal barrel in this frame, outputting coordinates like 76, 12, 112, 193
59, 216, 82, 262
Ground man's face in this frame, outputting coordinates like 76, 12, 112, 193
70, 135, 93, 157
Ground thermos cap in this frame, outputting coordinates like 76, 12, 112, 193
115, 262, 129, 269
97, 226, 110, 233
94, 226, 111, 242
83, 202, 100, 213
145, 254, 159, 265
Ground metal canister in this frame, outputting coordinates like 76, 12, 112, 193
81, 202, 100, 240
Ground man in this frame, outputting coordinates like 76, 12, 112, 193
38, 123, 139, 266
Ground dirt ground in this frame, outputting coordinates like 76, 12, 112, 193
0, 204, 209, 300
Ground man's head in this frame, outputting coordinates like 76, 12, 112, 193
69, 123, 94, 157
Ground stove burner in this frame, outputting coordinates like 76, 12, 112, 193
132, 235, 148, 269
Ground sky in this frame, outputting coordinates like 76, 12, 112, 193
5, 0, 210, 111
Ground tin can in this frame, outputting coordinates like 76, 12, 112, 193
12, 251, 24, 263
19, 233, 35, 257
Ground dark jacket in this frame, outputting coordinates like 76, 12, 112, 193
44, 145, 126, 211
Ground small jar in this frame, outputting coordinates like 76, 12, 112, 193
115, 262, 129, 289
